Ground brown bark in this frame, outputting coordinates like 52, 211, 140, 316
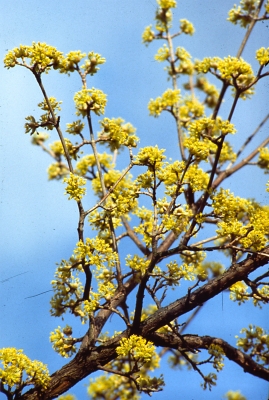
148, 332, 269, 381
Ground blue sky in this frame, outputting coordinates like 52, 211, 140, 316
0, 1, 269, 399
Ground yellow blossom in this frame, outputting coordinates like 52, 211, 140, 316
258, 147, 269, 171
180, 19, 195, 35
230, 281, 249, 304
116, 335, 156, 364
63, 173, 86, 201
99, 117, 138, 151
142, 25, 155, 44
66, 120, 85, 135
74, 88, 107, 117
4, 42, 63, 73
0, 348, 50, 390
256, 47, 269, 66
148, 89, 181, 116
50, 326, 77, 358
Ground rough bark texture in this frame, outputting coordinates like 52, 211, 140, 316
148, 332, 269, 381
19, 248, 269, 400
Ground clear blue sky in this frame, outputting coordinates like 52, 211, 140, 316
0, 1, 268, 399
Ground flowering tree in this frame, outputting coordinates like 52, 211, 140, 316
1, 0, 269, 399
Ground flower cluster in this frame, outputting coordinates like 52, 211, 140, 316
225, 391, 246, 400
74, 88, 107, 117
258, 147, 269, 171
169, 47, 194, 76
75, 153, 112, 176
59, 50, 86, 73
218, 56, 254, 82
126, 255, 150, 275
135, 145, 166, 169
73, 237, 118, 268
4, 42, 63, 72
184, 164, 209, 192
180, 19, 195, 35
155, 44, 170, 63
0, 348, 50, 391
184, 117, 236, 161
155, 1, 175, 32
236, 325, 269, 365
81, 51, 106, 75
256, 47, 269, 66
230, 281, 249, 304
63, 173, 87, 201
148, 89, 181, 116
196, 56, 255, 97
142, 25, 155, 44
88, 339, 162, 398
59, 51, 105, 75
4, 44, 106, 78
50, 258, 84, 318
66, 120, 85, 136
212, 189, 269, 250
116, 335, 156, 364
227, 0, 260, 28
38, 97, 62, 113
179, 96, 205, 127
50, 325, 77, 358
47, 163, 69, 180
50, 138, 78, 160
208, 344, 225, 372
99, 117, 138, 151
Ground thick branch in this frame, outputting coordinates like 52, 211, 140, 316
140, 248, 269, 334
20, 334, 126, 400
148, 332, 269, 381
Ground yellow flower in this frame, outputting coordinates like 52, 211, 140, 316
74, 88, 107, 117
142, 25, 155, 44
0, 348, 50, 390
63, 173, 86, 201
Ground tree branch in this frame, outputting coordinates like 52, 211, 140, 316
140, 247, 269, 334
20, 247, 269, 399
148, 332, 269, 381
